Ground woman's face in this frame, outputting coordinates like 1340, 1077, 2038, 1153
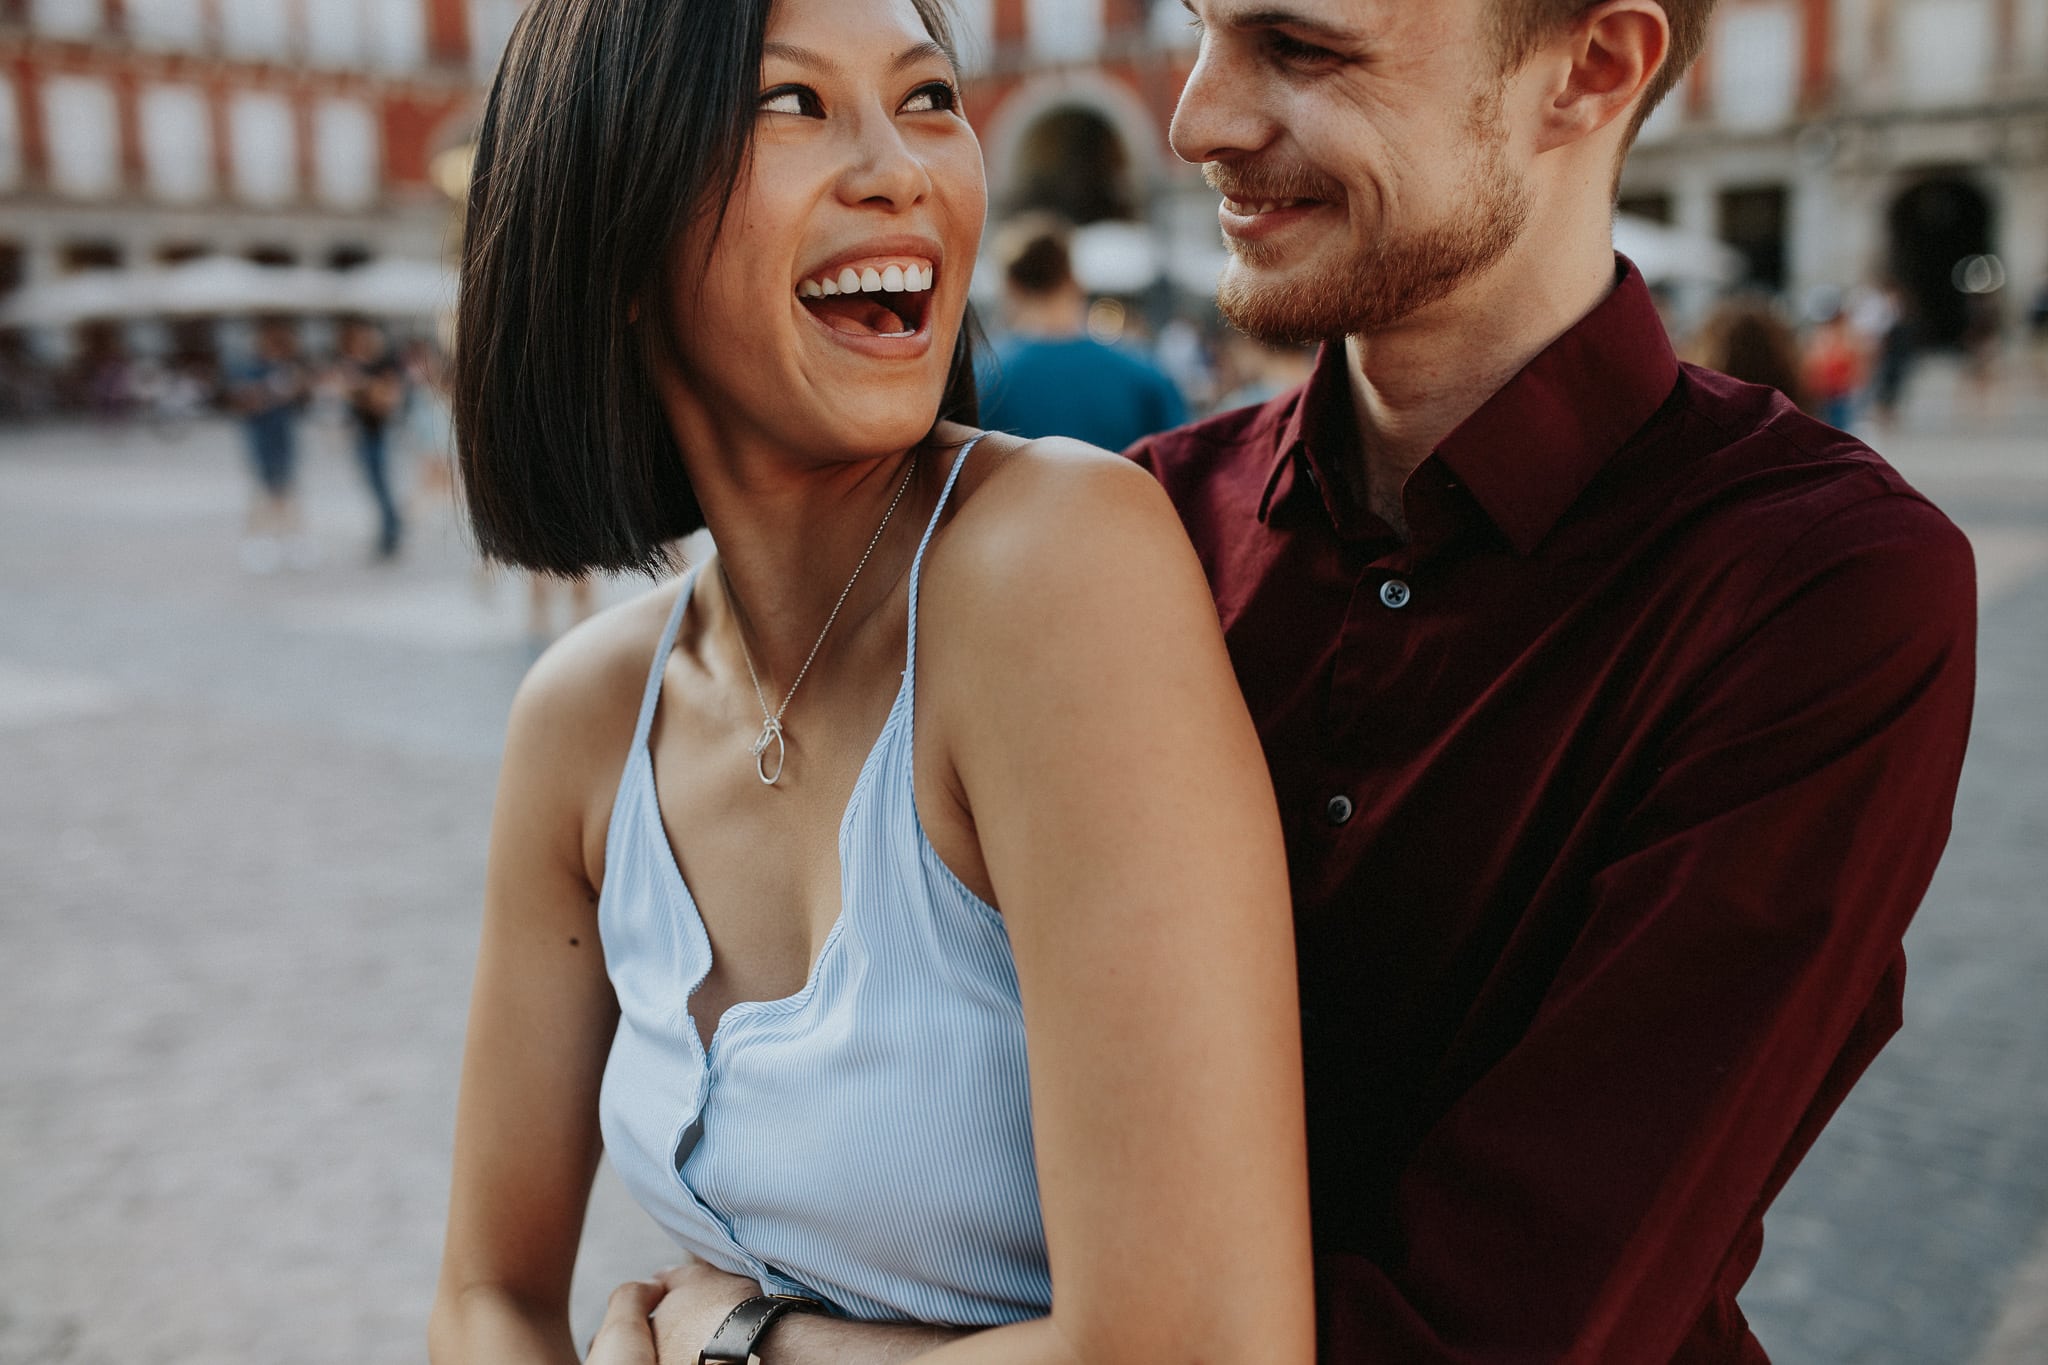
663, 0, 985, 465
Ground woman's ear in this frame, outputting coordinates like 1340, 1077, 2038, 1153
1533, 0, 1670, 154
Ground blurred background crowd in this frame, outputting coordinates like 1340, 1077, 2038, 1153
1, 0, 2044, 524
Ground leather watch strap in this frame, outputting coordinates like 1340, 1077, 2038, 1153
695, 1293, 827, 1365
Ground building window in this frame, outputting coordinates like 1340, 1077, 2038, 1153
218, 0, 291, 61
369, 0, 427, 72
125, 0, 204, 50
951, 0, 994, 72
1898, 0, 1993, 102
1026, 0, 1103, 63
42, 76, 121, 198
313, 98, 379, 208
28, 0, 102, 38
229, 90, 298, 204
1711, 2, 1800, 130
2021, 0, 2048, 77
1148, 0, 1197, 48
1717, 184, 1789, 292
139, 84, 213, 202
306, 0, 363, 67
1618, 192, 1675, 225
0, 74, 19, 190
468, 0, 525, 81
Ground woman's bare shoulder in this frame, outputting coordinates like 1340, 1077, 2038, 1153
925, 427, 1198, 614
505, 574, 690, 781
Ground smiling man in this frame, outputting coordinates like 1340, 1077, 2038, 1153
1121, 0, 1977, 1358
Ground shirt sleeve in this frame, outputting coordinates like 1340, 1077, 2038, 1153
1316, 490, 1978, 1362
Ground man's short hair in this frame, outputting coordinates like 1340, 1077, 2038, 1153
997, 215, 1077, 297
1493, 0, 1717, 151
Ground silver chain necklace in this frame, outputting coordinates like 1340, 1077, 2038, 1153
720, 452, 919, 786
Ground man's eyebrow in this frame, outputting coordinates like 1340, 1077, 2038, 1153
1181, 0, 1367, 44
761, 41, 954, 75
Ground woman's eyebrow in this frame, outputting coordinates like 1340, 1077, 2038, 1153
762, 41, 953, 75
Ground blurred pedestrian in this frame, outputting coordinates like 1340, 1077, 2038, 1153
227, 319, 313, 574
1690, 295, 1807, 410
524, 573, 596, 648
1802, 306, 1865, 430
339, 320, 408, 561
400, 338, 456, 514
1214, 331, 1315, 412
2029, 275, 2048, 384
1867, 284, 1918, 429
979, 216, 1187, 450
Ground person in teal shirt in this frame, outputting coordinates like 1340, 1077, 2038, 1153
980, 218, 1187, 451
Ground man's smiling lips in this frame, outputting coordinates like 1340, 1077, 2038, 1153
1218, 195, 1333, 242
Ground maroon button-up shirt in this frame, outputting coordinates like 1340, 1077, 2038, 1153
1128, 262, 1976, 1362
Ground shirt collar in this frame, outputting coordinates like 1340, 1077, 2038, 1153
1259, 256, 1681, 555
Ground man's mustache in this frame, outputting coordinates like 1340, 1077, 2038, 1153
1202, 161, 1345, 204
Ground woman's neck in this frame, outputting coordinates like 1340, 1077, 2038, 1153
689, 440, 933, 689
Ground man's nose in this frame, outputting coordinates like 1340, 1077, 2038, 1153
1169, 45, 1270, 166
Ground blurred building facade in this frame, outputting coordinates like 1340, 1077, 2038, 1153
0, 0, 519, 364
1619, 0, 2048, 344
954, 0, 2048, 344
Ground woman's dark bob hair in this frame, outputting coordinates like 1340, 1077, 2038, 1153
456, 0, 978, 578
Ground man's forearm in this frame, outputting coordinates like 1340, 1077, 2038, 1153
647, 1265, 970, 1365
761, 1314, 968, 1363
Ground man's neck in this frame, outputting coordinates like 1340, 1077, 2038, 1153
1342, 223, 1616, 537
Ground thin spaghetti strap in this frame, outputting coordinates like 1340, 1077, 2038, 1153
905, 434, 986, 675
633, 563, 702, 750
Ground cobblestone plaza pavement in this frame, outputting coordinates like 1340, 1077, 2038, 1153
1, 375, 2044, 1364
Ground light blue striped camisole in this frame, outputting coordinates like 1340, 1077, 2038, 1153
596, 437, 1052, 1326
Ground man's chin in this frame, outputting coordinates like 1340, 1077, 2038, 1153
1217, 257, 1350, 347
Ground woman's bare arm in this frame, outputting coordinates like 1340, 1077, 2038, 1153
429, 632, 638, 1364
909, 446, 1314, 1362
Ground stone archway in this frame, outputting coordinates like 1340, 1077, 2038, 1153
1887, 172, 1996, 348
1009, 105, 1135, 224
981, 70, 1163, 226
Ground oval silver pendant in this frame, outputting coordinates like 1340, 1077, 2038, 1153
751, 719, 787, 786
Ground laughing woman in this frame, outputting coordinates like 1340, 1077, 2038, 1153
427, 1, 1312, 1362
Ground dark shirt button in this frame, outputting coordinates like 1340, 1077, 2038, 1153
1380, 579, 1412, 610
1325, 794, 1355, 826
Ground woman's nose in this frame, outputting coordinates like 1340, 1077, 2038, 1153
839, 112, 933, 209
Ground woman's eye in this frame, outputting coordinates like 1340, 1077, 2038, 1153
760, 85, 823, 117
901, 81, 960, 114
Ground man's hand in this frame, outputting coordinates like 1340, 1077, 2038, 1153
647, 1260, 760, 1363
587, 1278, 670, 1365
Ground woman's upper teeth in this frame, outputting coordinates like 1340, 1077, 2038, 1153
797, 260, 935, 299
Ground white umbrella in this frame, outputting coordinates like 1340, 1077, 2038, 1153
1612, 214, 1745, 286
0, 269, 136, 326
325, 258, 457, 319
1070, 221, 1161, 295
150, 257, 333, 316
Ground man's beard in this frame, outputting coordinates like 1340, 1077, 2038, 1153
1209, 92, 1531, 345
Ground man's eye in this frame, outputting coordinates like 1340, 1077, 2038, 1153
1264, 31, 1340, 64
760, 85, 824, 117
902, 81, 960, 114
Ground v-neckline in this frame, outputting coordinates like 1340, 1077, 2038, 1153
639, 565, 913, 1059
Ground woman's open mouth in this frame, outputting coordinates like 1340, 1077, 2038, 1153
796, 258, 936, 341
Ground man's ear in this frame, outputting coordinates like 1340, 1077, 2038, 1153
1532, 0, 1670, 154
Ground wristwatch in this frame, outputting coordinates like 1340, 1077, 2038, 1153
695, 1293, 828, 1365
